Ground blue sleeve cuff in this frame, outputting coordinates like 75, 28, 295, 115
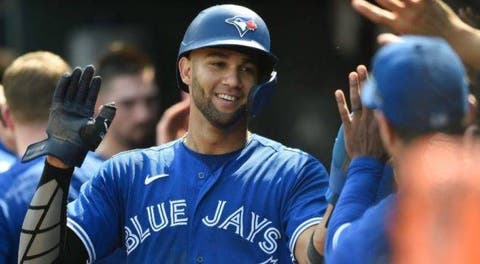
325, 157, 385, 254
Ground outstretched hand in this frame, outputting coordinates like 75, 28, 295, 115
22, 65, 116, 167
156, 96, 190, 145
335, 65, 385, 160
351, 0, 461, 37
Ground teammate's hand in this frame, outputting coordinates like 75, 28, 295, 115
22, 66, 116, 167
351, 0, 461, 38
335, 65, 385, 160
156, 96, 190, 144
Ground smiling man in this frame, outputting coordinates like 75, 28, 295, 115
19, 5, 328, 263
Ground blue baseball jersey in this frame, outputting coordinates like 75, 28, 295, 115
0, 152, 103, 263
67, 134, 329, 263
0, 142, 16, 174
325, 157, 395, 264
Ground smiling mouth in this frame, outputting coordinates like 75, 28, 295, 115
216, 93, 238, 102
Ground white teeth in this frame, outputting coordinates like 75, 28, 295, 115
217, 93, 237, 102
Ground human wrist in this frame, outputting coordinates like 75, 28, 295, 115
46, 155, 71, 169
308, 230, 324, 264
445, 19, 480, 69
349, 157, 384, 174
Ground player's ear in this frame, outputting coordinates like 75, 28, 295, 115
465, 93, 477, 126
179, 57, 192, 88
1, 104, 15, 131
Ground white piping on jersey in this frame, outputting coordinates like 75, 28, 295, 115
67, 218, 96, 263
332, 222, 351, 250
289, 217, 322, 262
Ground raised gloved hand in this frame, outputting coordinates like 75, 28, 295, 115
22, 65, 116, 167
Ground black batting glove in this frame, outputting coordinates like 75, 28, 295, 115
22, 65, 116, 167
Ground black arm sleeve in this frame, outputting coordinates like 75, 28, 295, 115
63, 228, 89, 263
18, 161, 87, 264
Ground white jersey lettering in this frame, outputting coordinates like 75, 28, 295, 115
147, 203, 169, 232
218, 206, 244, 237
202, 200, 227, 227
246, 212, 271, 242
170, 199, 188, 226
259, 227, 281, 254
130, 215, 151, 243
124, 226, 139, 255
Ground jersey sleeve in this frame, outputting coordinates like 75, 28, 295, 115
66, 158, 125, 262
282, 155, 329, 259
327, 195, 395, 264
325, 157, 386, 259
0, 200, 13, 263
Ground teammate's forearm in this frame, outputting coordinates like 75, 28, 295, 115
18, 160, 73, 263
447, 22, 480, 70
313, 204, 334, 256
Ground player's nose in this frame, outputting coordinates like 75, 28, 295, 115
221, 68, 242, 89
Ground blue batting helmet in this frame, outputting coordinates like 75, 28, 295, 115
176, 4, 278, 118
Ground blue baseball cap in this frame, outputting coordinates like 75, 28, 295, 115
361, 36, 469, 133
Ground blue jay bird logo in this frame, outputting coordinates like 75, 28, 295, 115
225, 16, 257, 37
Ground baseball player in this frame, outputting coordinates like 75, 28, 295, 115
0, 52, 107, 263
0, 85, 16, 173
18, 5, 328, 263
94, 43, 159, 159
325, 36, 474, 263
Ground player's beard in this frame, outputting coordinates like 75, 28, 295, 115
191, 77, 247, 129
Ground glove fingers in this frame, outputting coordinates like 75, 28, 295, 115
52, 73, 71, 103
65, 67, 82, 102
86, 76, 102, 110
76, 65, 95, 104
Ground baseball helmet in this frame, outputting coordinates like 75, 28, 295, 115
176, 4, 278, 118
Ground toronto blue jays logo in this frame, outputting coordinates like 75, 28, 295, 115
225, 16, 257, 37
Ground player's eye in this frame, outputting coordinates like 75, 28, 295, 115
239, 66, 253, 73
209, 61, 226, 69
117, 99, 135, 109
239, 64, 258, 76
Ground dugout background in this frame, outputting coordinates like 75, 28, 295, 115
0, 0, 475, 165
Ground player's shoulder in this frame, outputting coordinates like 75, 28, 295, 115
0, 158, 45, 200
106, 139, 180, 165
251, 133, 317, 161
81, 151, 106, 169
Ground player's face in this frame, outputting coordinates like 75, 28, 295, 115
187, 47, 259, 128
100, 68, 159, 148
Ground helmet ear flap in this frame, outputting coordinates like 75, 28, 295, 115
247, 71, 277, 119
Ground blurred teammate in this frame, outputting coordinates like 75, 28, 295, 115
0, 52, 105, 263
324, 36, 473, 263
0, 85, 15, 173
95, 43, 159, 158
392, 134, 480, 264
